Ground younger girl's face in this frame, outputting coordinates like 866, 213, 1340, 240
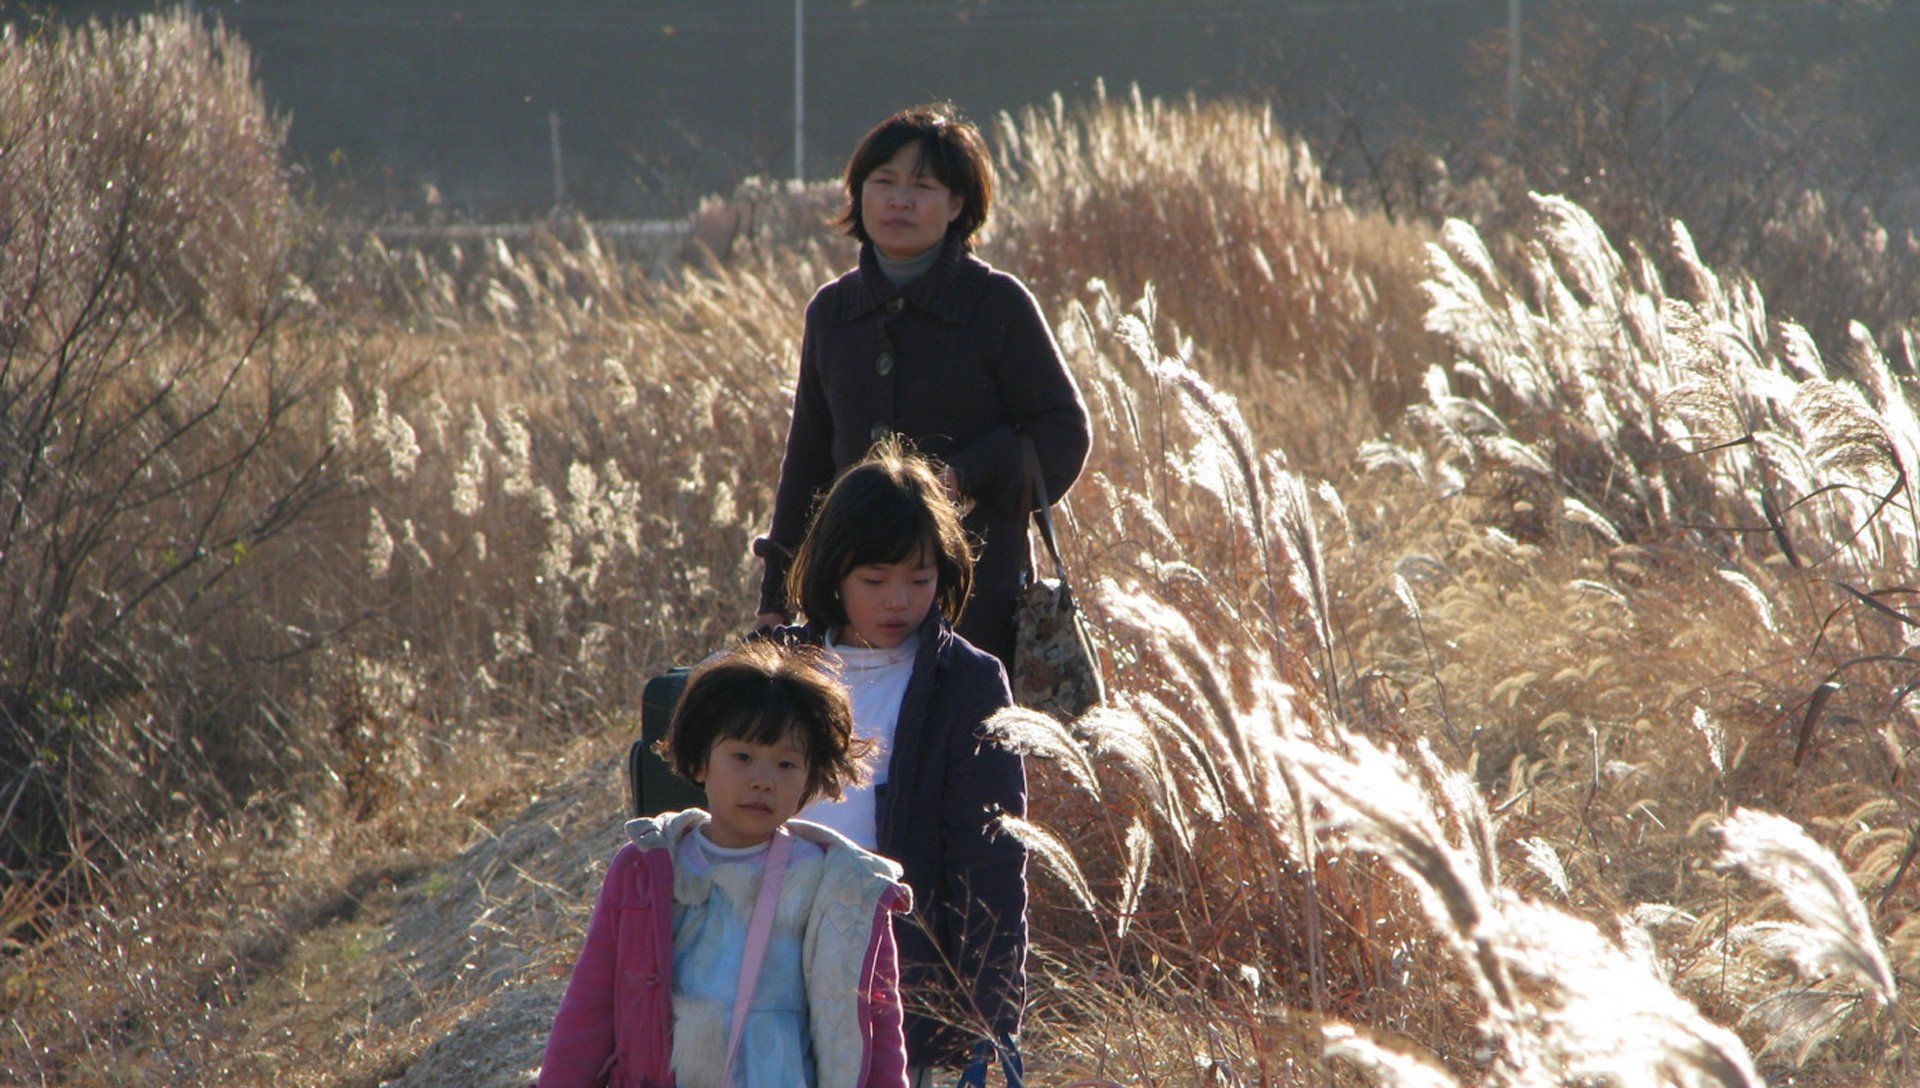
697, 730, 812, 848
838, 552, 937, 649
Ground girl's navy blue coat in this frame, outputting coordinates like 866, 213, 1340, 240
773, 612, 1028, 1066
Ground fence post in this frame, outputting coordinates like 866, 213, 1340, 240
550, 109, 566, 210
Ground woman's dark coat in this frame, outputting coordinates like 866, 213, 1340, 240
756, 234, 1092, 665
773, 614, 1027, 1066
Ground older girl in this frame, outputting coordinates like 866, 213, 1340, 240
772, 442, 1026, 1081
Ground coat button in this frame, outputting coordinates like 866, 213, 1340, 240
875, 352, 894, 376
870, 422, 890, 442
886, 297, 905, 314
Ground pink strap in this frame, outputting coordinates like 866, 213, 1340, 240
725, 827, 792, 1082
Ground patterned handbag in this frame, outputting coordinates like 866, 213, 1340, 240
1011, 438, 1104, 720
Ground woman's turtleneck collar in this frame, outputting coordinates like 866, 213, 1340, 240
857, 230, 973, 321
874, 241, 942, 287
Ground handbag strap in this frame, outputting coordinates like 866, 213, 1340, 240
959, 1035, 1025, 1088
1018, 437, 1072, 590
725, 827, 793, 1082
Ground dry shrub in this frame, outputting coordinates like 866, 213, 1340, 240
0, 11, 296, 329
1405, 194, 1920, 576
1007, 282, 1913, 1083
0, 9, 336, 899
0, 732, 592, 1086
989, 293, 1463, 1083
1337, 196, 1920, 1080
14, 129, 833, 961
0, 805, 357, 1082
1001, 180, 1920, 1084
991, 84, 1444, 433
1751, 191, 1920, 363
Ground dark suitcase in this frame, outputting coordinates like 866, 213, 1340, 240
627, 666, 708, 817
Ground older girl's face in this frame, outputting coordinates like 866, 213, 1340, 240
837, 552, 938, 649
861, 142, 963, 262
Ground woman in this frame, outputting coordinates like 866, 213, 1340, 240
754, 103, 1091, 669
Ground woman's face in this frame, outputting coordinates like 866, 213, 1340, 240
861, 142, 963, 262
837, 552, 938, 649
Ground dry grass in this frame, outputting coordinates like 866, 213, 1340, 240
991, 84, 1444, 450
6, 12, 1920, 1088
998, 186, 1920, 1085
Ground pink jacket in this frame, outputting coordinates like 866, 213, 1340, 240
538, 812, 912, 1088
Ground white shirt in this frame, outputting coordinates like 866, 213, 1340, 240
798, 632, 918, 849
681, 825, 823, 877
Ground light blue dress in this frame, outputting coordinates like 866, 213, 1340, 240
671, 832, 821, 1088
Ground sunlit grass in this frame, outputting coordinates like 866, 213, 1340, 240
5, 13, 1919, 1088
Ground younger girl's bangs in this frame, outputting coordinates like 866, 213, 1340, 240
665, 643, 866, 803
722, 689, 812, 751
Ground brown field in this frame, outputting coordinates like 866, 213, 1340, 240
4, 12, 1918, 1088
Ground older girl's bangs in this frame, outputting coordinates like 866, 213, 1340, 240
838, 500, 940, 574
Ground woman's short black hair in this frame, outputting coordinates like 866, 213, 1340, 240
836, 103, 994, 248
659, 641, 872, 805
788, 438, 975, 630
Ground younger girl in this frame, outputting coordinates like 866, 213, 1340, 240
778, 441, 1027, 1079
537, 643, 911, 1088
